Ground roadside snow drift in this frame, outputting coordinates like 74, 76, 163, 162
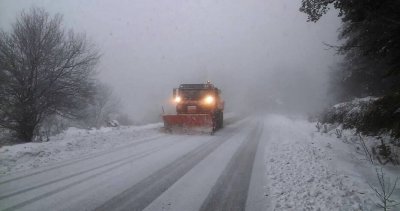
263, 115, 379, 210
0, 123, 163, 175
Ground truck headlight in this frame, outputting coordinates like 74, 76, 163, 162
175, 96, 182, 103
204, 95, 214, 105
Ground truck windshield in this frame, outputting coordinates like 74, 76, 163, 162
179, 89, 213, 100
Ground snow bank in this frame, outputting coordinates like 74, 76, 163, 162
264, 114, 382, 210
322, 97, 378, 129
0, 123, 163, 175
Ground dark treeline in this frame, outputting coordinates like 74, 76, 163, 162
300, 0, 400, 138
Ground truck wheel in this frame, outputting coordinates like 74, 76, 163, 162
215, 111, 223, 129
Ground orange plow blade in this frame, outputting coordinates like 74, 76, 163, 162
162, 114, 214, 133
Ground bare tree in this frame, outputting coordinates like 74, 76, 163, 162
0, 8, 99, 142
369, 168, 399, 211
84, 82, 121, 128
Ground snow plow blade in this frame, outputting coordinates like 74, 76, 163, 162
162, 114, 214, 134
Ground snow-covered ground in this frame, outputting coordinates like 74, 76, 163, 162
0, 123, 163, 175
264, 114, 399, 210
0, 114, 399, 210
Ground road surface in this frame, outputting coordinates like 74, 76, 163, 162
0, 117, 268, 211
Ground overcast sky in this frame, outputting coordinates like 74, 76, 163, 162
0, 0, 342, 123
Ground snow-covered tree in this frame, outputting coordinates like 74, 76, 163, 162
0, 8, 99, 142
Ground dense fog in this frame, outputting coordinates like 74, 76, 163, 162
0, 0, 342, 123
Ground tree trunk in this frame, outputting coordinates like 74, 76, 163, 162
16, 113, 38, 142
16, 124, 35, 142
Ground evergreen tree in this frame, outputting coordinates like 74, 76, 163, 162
301, 0, 400, 98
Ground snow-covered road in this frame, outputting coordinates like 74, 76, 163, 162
0, 114, 389, 211
0, 116, 269, 211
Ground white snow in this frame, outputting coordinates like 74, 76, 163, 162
262, 114, 399, 210
333, 97, 378, 109
0, 114, 399, 210
0, 123, 163, 175
144, 121, 254, 211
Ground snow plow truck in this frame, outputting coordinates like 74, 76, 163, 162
163, 81, 224, 134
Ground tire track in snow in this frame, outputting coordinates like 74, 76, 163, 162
95, 125, 245, 211
199, 121, 263, 211
0, 134, 166, 185
1, 145, 170, 211
0, 137, 184, 210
